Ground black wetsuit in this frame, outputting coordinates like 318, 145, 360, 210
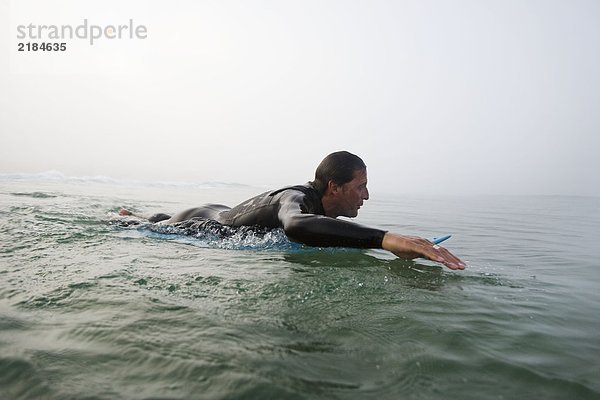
159, 183, 386, 249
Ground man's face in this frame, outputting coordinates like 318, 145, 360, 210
332, 168, 370, 218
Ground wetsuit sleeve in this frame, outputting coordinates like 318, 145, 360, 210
277, 191, 386, 248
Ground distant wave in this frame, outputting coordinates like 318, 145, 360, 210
0, 170, 255, 189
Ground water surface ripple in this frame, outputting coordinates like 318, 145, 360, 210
1, 182, 599, 399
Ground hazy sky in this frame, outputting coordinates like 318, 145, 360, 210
1, 0, 599, 196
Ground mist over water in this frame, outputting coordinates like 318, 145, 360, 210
3, 1, 600, 197
1, 176, 599, 399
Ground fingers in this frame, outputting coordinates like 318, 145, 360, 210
411, 238, 466, 270
382, 233, 466, 270
428, 245, 466, 270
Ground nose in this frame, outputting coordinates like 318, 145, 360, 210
363, 187, 369, 201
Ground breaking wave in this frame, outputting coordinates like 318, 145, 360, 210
0, 170, 252, 190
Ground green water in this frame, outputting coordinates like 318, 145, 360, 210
1, 179, 599, 399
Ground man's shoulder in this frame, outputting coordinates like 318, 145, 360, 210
271, 183, 324, 215
269, 182, 315, 196
269, 183, 317, 197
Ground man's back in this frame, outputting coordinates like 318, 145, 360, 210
218, 184, 324, 228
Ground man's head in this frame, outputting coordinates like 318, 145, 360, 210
313, 151, 370, 218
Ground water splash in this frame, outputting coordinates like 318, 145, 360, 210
113, 217, 303, 251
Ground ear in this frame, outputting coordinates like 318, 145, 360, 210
326, 180, 340, 194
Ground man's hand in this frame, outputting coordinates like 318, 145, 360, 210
382, 232, 466, 270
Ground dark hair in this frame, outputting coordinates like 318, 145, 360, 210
312, 151, 366, 195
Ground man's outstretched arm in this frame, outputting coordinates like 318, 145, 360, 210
278, 191, 466, 270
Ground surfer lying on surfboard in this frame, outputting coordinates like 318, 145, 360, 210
120, 151, 465, 270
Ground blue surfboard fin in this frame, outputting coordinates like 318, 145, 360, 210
431, 235, 452, 245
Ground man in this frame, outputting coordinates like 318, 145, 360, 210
121, 151, 465, 270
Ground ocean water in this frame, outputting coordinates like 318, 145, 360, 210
1, 174, 599, 400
